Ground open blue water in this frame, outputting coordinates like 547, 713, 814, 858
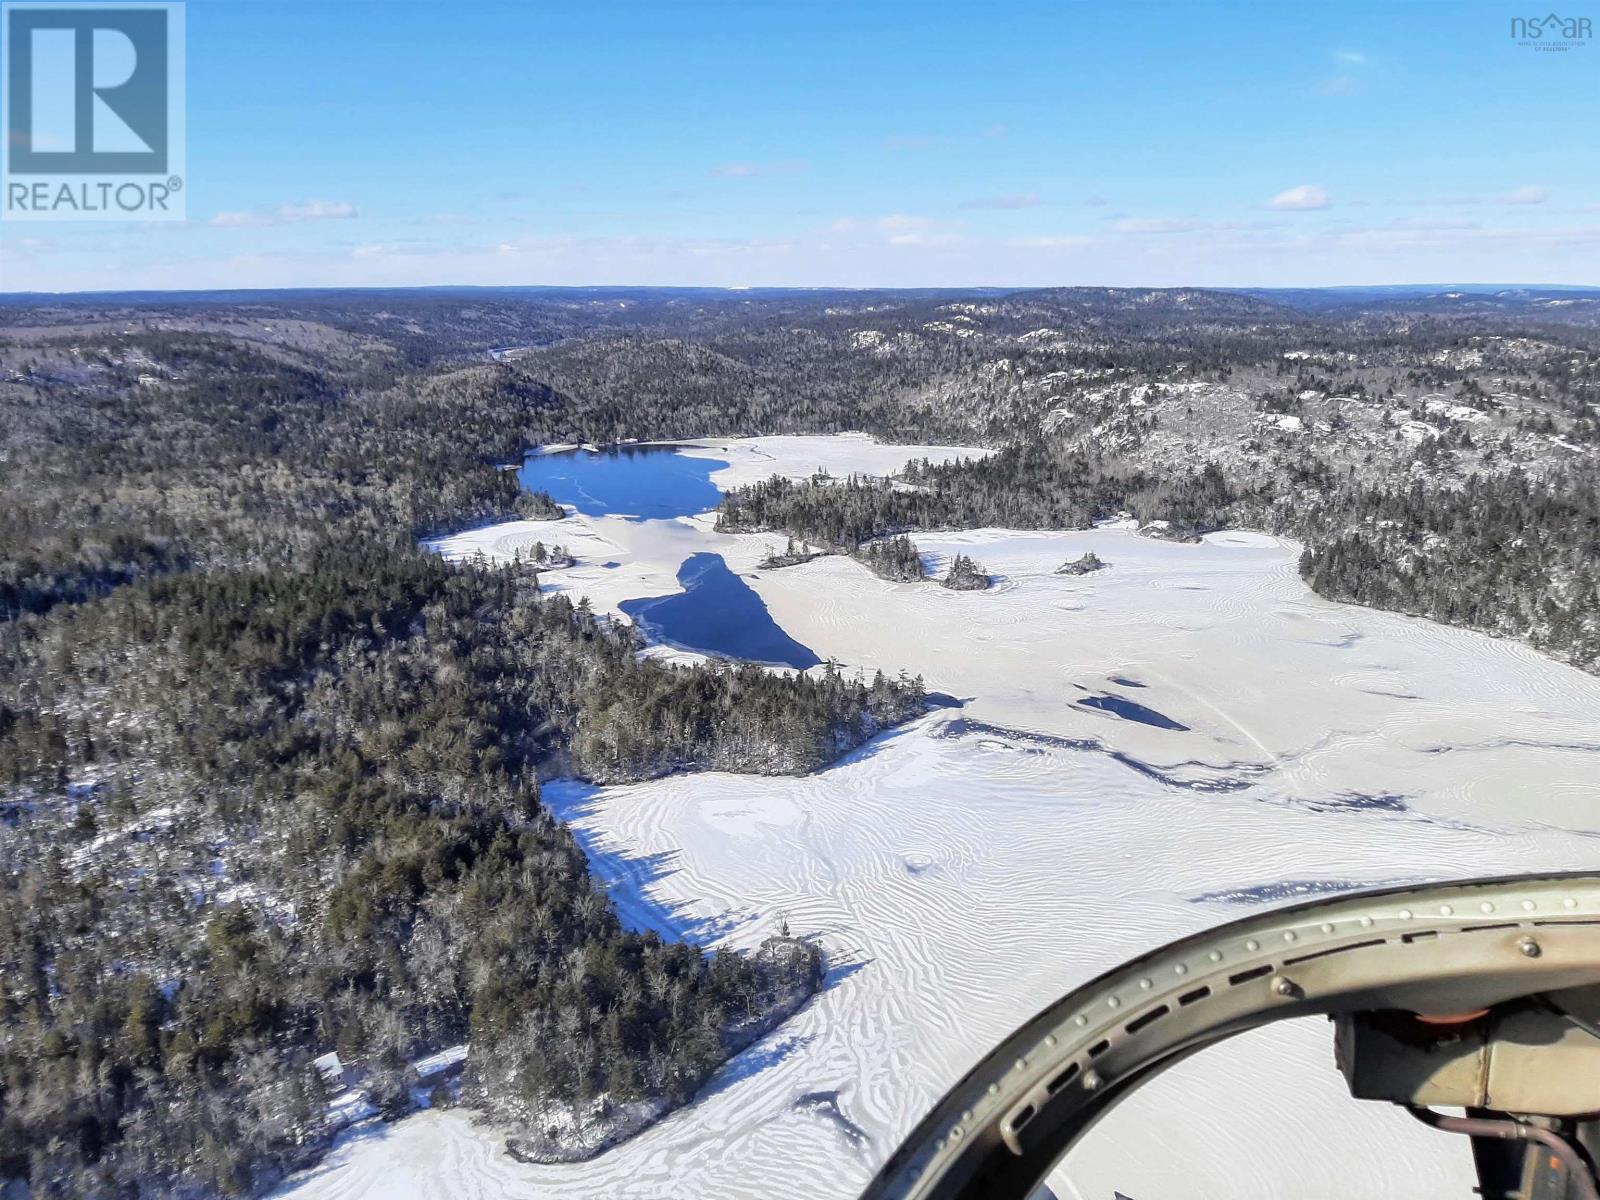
518, 444, 727, 520
620, 553, 822, 669
519, 444, 820, 667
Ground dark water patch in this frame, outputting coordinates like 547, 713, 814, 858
936, 717, 1259, 791
934, 717, 1100, 754
1309, 631, 1363, 649
519, 444, 727, 520
601, 561, 621, 569
923, 691, 963, 709
1301, 791, 1409, 814
794, 1090, 870, 1150
1106, 751, 1258, 793
620, 553, 821, 669
1191, 876, 1422, 906
1109, 675, 1146, 689
1253, 792, 1488, 834
1249, 790, 1487, 834
1425, 737, 1600, 756
1077, 693, 1190, 731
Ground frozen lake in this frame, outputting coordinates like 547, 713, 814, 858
316, 433, 1600, 1200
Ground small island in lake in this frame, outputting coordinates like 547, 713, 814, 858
941, 553, 990, 591
1056, 551, 1107, 575
855, 534, 926, 582
760, 536, 829, 569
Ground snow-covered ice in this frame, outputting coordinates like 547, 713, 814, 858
283, 436, 1600, 1200
673, 433, 992, 491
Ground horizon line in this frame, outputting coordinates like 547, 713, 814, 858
4, 280, 1600, 301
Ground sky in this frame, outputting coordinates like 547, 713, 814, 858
2, 0, 1599, 292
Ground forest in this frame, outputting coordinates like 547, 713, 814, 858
2, 283, 1599, 1196
717, 449, 1239, 547
0, 321, 918, 1198
1297, 470, 1600, 670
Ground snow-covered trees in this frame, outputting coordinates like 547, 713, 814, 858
941, 554, 990, 591
1056, 551, 1107, 575
0, 549, 878, 1195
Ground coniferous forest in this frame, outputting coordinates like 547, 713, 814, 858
0, 314, 914, 1197
2, 284, 1599, 1196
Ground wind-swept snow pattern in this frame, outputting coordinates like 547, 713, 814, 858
292, 436, 1600, 1200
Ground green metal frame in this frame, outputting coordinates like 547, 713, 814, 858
862, 873, 1600, 1200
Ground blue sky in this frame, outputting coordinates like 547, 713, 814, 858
4, 0, 1599, 291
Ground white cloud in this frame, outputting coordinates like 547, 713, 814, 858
877, 214, 936, 233
1268, 184, 1331, 211
1322, 222, 1600, 254
1501, 185, 1549, 205
1105, 217, 1283, 237
14, 213, 1600, 293
823, 214, 954, 244
1415, 186, 1550, 207
1112, 217, 1197, 234
210, 200, 358, 227
960, 192, 1040, 210
853, 214, 963, 247
353, 242, 410, 259
1011, 234, 1093, 248
1320, 50, 1368, 93
281, 201, 357, 222
712, 158, 809, 179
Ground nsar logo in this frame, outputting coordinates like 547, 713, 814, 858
2, 2, 185, 220
1510, 11, 1592, 50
